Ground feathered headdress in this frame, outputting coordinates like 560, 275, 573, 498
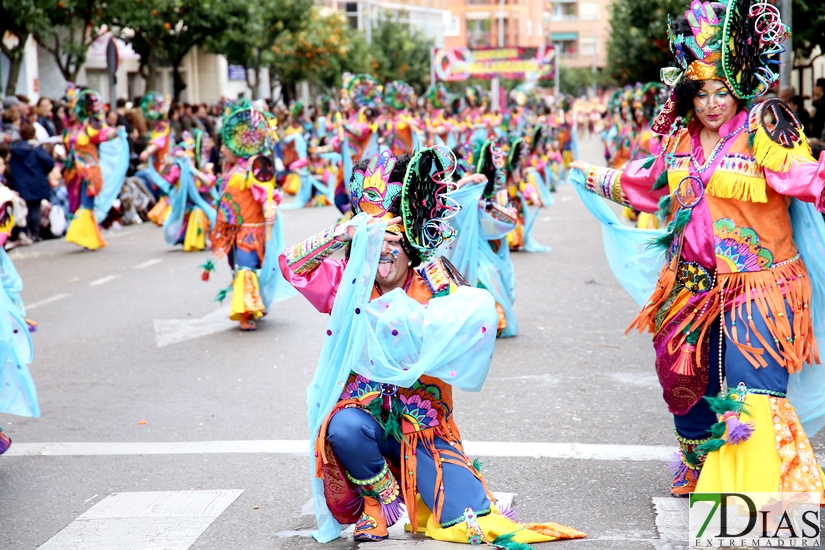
74, 89, 104, 123
425, 83, 452, 109
383, 81, 414, 110
347, 74, 382, 109
140, 92, 169, 122
221, 106, 270, 159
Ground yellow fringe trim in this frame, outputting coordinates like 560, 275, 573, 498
705, 171, 768, 203
751, 124, 815, 173
667, 170, 689, 193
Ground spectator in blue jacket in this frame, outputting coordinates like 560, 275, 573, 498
9, 123, 54, 240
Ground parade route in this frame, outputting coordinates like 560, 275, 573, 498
3, 137, 824, 550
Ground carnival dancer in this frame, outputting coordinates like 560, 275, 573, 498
571, 0, 825, 499
136, 92, 175, 225
279, 147, 584, 544
380, 81, 420, 155
162, 130, 218, 251
424, 84, 455, 149
0, 185, 38, 455
204, 105, 294, 331
63, 89, 120, 250
281, 102, 333, 208
447, 140, 519, 337
505, 138, 549, 252
628, 83, 666, 229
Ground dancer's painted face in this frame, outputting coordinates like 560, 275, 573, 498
693, 81, 737, 130
376, 233, 409, 288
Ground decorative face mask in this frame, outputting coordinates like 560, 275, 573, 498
350, 150, 402, 220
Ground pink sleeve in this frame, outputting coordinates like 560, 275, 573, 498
289, 158, 308, 171
346, 122, 369, 140
162, 164, 180, 184
251, 183, 272, 204
620, 156, 669, 213
764, 156, 825, 211
278, 255, 344, 314
90, 126, 110, 145
198, 174, 216, 193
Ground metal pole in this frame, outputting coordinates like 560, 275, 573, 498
498, 0, 505, 47
779, 0, 792, 90
554, 42, 560, 98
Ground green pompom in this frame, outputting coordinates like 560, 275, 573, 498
709, 421, 727, 438
492, 533, 533, 550
696, 438, 725, 454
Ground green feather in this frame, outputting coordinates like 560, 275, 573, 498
651, 170, 669, 191
704, 395, 743, 415
366, 397, 406, 444
200, 258, 216, 272
640, 156, 656, 170
696, 438, 726, 454
709, 421, 727, 438
213, 283, 233, 303
492, 533, 533, 550
649, 208, 691, 250
472, 458, 483, 472
657, 194, 673, 220
748, 130, 756, 151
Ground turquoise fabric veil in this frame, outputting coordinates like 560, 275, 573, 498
162, 160, 217, 246
258, 208, 297, 310
307, 214, 498, 542
0, 249, 37, 418
0, 246, 25, 316
786, 199, 825, 436
144, 160, 172, 196
443, 182, 518, 337
570, 169, 666, 306
95, 127, 130, 223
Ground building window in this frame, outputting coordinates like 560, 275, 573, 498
579, 2, 598, 20
467, 0, 489, 5
340, 2, 359, 29
467, 17, 491, 47
445, 14, 461, 36
580, 37, 597, 57
551, 2, 577, 21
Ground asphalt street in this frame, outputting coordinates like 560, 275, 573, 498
2, 137, 824, 550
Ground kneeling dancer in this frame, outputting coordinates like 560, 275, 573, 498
280, 149, 585, 545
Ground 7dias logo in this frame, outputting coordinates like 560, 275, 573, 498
689, 493, 820, 548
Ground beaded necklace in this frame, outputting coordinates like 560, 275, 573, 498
665, 121, 747, 174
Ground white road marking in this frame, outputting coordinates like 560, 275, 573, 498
153, 306, 236, 347
25, 293, 71, 310
88, 275, 120, 286
133, 258, 162, 269
5, 439, 675, 461
37, 489, 243, 550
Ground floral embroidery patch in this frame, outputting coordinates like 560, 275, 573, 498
713, 218, 774, 272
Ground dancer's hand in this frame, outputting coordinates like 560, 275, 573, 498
455, 173, 487, 189
570, 160, 589, 173
343, 215, 402, 240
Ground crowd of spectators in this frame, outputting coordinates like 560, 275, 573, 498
0, 93, 229, 249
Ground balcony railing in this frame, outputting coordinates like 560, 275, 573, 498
551, 14, 578, 21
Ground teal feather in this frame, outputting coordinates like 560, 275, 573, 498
366, 397, 406, 444
640, 156, 656, 170
657, 194, 673, 220
213, 282, 233, 303
649, 208, 691, 250
472, 458, 483, 472
695, 437, 726, 454
704, 394, 743, 415
492, 532, 533, 550
709, 421, 727, 438
651, 170, 669, 191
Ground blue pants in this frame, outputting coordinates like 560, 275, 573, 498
327, 407, 490, 526
674, 301, 792, 440
80, 182, 95, 209
227, 247, 261, 271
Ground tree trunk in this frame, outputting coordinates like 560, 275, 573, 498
172, 62, 187, 101
4, 50, 24, 97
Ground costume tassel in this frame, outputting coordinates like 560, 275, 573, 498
492, 533, 533, 550
640, 156, 656, 170
671, 343, 696, 376
651, 170, 669, 191
722, 412, 755, 445
704, 394, 744, 415
200, 258, 216, 282
650, 208, 691, 250
214, 282, 233, 303
472, 458, 484, 472
656, 193, 672, 220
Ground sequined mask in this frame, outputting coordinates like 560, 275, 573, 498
350, 150, 402, 221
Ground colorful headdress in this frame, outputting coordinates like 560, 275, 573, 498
73, 89, 104, 122
181, 129, 210, 170
425, 83, 451, 109
316, 95, 333, 115
350, 150, 403, 226
140, 92, 169, 122
347, 74, 382, 109
400, 147, 459, 255
662, 0, 787, 99
221, 106, 270, 159
383, 81, 414, 110
290, 101, 304, 119
465, 85, 484, 108
475, 139, 506, 198
65, 82, 80, 113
